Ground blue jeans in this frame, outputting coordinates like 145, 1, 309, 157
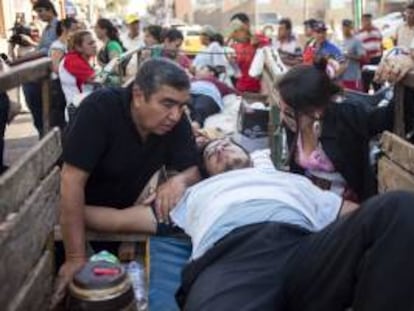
22, 81, 43, 136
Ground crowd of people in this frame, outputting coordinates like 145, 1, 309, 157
1, 0, 414, 310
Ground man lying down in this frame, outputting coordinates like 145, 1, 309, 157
85, 138, 414, 311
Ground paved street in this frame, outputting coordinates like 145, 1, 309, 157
4, 111, 38, 167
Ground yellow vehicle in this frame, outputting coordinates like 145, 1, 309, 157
176, 25, 204, 56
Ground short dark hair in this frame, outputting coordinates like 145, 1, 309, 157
362, 13, 373, 19
56, 17, 78, 37
231, 13, 250, 24
162, 28, 184, 42
304, 18, 317, 28
279, 18, 292, 31
406, 2, 414, 10
33, 0, 58, 16
134, 58, 190, 100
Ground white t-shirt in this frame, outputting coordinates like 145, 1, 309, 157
120, 33, 145, 78
192, 41, 228, 69
49, 40, 67, 80
170, 150, 342, 259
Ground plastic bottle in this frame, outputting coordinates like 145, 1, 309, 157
125, 261, 148, 311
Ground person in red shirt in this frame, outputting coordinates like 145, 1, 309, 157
227, 19, 261, 93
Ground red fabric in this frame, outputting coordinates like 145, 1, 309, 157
63, 51, 95, 91
303, 45, 316, 65
341, 80, 362, 91
233, 42, 261, 92
253, 32, 271, 48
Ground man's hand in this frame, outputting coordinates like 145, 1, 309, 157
374, 54, 414, 84
144, 176, 187, 223
50, 259, 86, 310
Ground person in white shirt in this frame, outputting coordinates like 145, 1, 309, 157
273, 18, 302, 67
120, 14, 145, 79
84, 138, 414, 311
192, 25, 229, 73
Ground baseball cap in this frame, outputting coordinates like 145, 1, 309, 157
342, 19, 353, 27
125, 14, 139, 24
314, 20, 327, 32
201, 25, 217, 38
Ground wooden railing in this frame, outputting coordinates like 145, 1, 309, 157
0, 57, 52, 134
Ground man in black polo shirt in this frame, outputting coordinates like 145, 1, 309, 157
55, 58, 200, 300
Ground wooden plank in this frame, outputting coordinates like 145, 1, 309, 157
41, 79, 52, 134
0, 128, 61, 221
381, 131, 414, 175
54, 225, 147, 242
0, 58, 51, 92
0, 167, 59, 307
6, 250, 53, 311
393, 84, 405, 137
378, 157, 414, 193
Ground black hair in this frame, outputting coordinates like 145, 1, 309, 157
96, 18, 126, 51
231, 13, 250, 24
361, 13, 373, 19
204, 65, 220, 78
212, 33, 224, 46
198, 138, 251, 178
277, 57, 341, 114
162, 28, 184, 42
279, 18, 292, 31
33, 0, 58, 16
303, 18, 317, 28
144, 25, 163, 44
134, 58, 190, 101
56, 17, 78, 37
407, 2, 414, 10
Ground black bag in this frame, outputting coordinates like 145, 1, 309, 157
237, 99, 270, 139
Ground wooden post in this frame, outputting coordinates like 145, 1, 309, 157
41, 78, 52, 135
393, 84, 405, 138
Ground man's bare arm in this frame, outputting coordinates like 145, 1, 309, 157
84, 205, 157, 234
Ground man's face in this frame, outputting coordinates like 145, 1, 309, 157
132, 85, 190, 135
278, 24, 288, 39
203, 139, 251, 176
35, 7, 52, 22
128, 21, 140, 36
405, 8, 414, 25
342, 25, 352, 37
314, 29, 327, 43
304, 25, 313, 38
361, 17, 372, 29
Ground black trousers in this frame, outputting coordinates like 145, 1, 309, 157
189, 94, 220, 127
0, 92, 9, 173
50, 79, 67, 131
22, 81, 43, 136
177, 191, 414, 311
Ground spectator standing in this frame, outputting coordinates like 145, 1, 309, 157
302, 18, 317, 64
273, 18, 302, 67
340, 19, 366, 91
49, 17, 79, 129
394, 2, 414, 49
120, 14, 145, 79
143, 25, 163, 47
21, 0, 59, 137
356, 13, 383, 92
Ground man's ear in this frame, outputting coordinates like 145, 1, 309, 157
132, 84, 144, 103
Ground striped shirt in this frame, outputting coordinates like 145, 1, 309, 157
356, 27, 382, 59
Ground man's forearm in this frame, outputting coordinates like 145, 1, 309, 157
175, 166, 201, 187
60, 180, 87, 261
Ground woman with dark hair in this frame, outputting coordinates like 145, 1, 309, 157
149, 28, 192, 70
94, 18, 126, 67
144, 25, 163, 47
277, 59, 393, 202
49, 17, 79, 129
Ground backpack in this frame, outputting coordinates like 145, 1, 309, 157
98, 41, 130, 75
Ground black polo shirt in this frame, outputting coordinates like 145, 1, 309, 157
63, 86, 198, 208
